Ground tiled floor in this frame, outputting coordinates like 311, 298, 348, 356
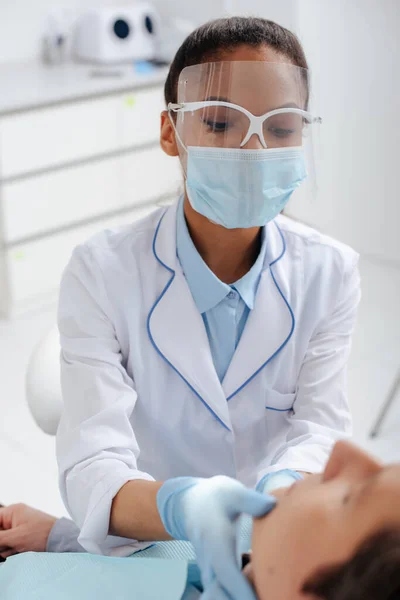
0, 257, 399, 517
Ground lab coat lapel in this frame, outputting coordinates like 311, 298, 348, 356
222, 222, 295, 400
148, 203, 231, 430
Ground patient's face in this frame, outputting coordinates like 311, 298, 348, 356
251, 441, 400, 600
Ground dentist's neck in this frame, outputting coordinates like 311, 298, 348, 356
183, 196, 262, 285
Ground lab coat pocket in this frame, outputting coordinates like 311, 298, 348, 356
265, 389, 295, 413
263, 389, 295, 464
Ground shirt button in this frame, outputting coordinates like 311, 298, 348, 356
228, 291, 236, 300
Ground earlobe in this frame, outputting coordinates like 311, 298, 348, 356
160, 111, 179, 157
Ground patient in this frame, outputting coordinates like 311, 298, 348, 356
1, 440, 400, 599
248, 440, 400, 599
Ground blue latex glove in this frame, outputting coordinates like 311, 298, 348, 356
257, 469, 304, 495
157, 476, 276, 600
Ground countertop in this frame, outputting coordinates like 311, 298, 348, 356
0, 61, 169, 116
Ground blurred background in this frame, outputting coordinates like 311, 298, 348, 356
0, 0, 398, 517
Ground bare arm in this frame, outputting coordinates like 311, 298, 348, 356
110, 480, 172, 541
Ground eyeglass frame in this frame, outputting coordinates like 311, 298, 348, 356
168, 100, 322, 149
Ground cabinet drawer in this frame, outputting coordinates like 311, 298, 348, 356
2, 158, 122, 243
0, 97, 120, 178
0, 86, 164, 179
122, 147, 182, 207
6, 203, 160, 312
119, 87, 166, 149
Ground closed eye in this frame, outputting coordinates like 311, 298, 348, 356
203, 119, 230, 132
268, 127, 297, 138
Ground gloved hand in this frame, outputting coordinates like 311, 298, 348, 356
157, 476, 276, 600
256, 469, 304, 495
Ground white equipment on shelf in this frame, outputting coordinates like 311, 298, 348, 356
74, 3, 159, 65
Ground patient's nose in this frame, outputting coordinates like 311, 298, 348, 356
323, 440, 382, 483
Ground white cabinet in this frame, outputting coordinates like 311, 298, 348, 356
121, 147, 182, 207
6, 204, 160, 313
119, 88, 166, 148
0, 97, 120, 178
0, 87, 167, 180
0, 79, 180, 317
2, 158, 123, 243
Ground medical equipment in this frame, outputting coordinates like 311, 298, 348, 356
41, 10, 68, 65
73, 4, 159, 65
157, 475, 276, 600
370, 368, 400, 438
153, 18, 195, 64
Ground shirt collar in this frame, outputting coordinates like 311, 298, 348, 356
176, 197, 267, 314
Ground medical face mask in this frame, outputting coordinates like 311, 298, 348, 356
184, 145, 308, 229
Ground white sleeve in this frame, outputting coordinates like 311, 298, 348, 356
56, 244, 154, 557
257, 254, 361, 479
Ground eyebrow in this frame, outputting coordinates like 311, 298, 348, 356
204, 95, 229, 102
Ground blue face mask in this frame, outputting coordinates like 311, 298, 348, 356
185, 146, 307, 229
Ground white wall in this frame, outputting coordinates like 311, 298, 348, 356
151, 0, 299, 30
292, 0, 400, 263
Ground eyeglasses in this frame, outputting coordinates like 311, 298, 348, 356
168, 101, 322, 149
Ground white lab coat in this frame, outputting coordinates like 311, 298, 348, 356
56, 200, 360, 556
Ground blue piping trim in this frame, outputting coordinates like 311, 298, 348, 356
147, 211, 231, 432
226, 222, 296, 402
270, 222, 287, 266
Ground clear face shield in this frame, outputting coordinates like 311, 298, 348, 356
168, 62, 321, 229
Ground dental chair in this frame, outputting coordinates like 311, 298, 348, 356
26, 326, 62, 436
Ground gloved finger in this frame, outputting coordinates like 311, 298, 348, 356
227, 487, 276, 519
210, 527, 257, 600
196, 557, 216, 592
218, 567, 257, 600
201, 580, 232, 600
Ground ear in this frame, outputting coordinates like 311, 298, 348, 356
160, 110, 179, 157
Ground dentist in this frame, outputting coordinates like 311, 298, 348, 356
56, 16, 361, 600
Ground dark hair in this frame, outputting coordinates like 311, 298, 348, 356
303, 529, 400, 600
164, 16, 309, 107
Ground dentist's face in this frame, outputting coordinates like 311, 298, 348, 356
251, 441, 400, 600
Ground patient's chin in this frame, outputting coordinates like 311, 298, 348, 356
243, 562, 254, 583
243, 562, 259, 598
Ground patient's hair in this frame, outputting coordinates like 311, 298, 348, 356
302, 528, 400, 600
164, 16, 309, 107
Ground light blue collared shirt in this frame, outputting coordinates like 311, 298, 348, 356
176, 200, 267, 382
